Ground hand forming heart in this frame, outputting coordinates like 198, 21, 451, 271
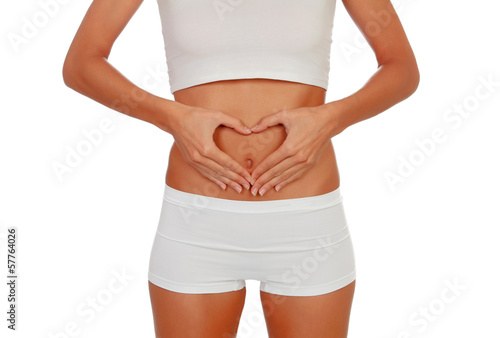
247, 105, 339, 196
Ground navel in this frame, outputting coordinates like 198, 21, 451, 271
246, 158, 253, 169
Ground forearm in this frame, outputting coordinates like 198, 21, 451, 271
323, 60, 420, 136
62, 55, 184, 135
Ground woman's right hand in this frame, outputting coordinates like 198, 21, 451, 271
167, 104, 253, 193
60, 0, 251, 193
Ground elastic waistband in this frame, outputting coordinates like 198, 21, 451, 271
163, 183, 343, 213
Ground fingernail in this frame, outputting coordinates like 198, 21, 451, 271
244, 183, 250, 190
219, 183, 226, 190
251, 188, 257, 196
235, 186, 242, 193
250, 178, 256, 185
250, 125, 258, 131
245, 176, 253, 184
244, 126, 252, 133
259, 188, 266, 196
275, 185, 281, 192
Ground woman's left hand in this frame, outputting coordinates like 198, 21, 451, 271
248, 104, 340, 196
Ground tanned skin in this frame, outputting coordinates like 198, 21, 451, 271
63, 0, 419, 336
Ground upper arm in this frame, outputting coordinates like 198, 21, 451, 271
342, 0, 418, 69
64, 0, 143, 66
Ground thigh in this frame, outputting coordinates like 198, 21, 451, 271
260, 280, 355, 338
149, 282, 247, 338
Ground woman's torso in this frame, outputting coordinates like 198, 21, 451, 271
165, 78, 340, 201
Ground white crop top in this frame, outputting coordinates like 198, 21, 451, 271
156, 0, 337, 94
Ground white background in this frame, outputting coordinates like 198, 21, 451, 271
1, 0, 499, 337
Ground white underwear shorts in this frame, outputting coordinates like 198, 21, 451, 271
148, 183, 356, 297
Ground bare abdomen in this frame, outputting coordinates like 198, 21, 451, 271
165, 79, 340, 200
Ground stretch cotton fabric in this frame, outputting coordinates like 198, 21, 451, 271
148, 184, 356, 296
156, 0, 337, 94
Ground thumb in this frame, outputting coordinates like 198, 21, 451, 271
219, 114, 253, 135
250, 112, 282, 133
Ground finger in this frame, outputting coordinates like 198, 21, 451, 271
250, 111, 284, 132
198, 149, 252, 191
193, 160, 245, 192
250, 155, 304, 196
206, 146, 253, 186
213, 171, 244, 193
203, 159, 246, 193
191, 163, 227, 191
217, 112, 253, 135
176, 143, 229, 190
271, 166, 310, 193
249, 142, 293, 185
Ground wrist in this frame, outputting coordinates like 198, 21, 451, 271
154, 98, 190, 135
316, 101, 346, 138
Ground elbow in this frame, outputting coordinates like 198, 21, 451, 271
62, 54, 78, 89
408, 61, 420, 96
62, 51, 104, 91
403, 50, 420, 96
380, 54, 420, 99
398, 59, 420, 100
62, 49, 89, 89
